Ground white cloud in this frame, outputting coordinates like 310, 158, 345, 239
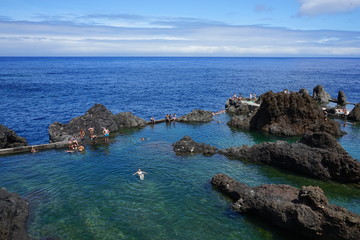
0, 18, 360, 56
298, 0, 360, 16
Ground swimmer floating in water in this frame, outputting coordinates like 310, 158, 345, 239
133, 169, 147, 180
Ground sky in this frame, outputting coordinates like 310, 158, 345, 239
1, 0, 360, 57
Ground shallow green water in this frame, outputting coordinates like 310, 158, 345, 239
1, 114, 359, 240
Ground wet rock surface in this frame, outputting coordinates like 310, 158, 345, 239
172, 136, 217, 156
177, 109, 213, 122
0, 124, 28, 149
219, 132, 360, 183
247, 91, 343, 136
0, 188, 30, 240
48, 104, 147, 142
348, 103, 360, 122
211, 174, 360, 240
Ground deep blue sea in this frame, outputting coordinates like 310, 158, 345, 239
1, 57, 360, 240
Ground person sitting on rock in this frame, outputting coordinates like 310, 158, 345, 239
150, 116, 155, 124
30, 146, 38, 153
172, 113, 176, 121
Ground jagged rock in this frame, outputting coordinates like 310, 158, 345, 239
114, 112, 147, 128
211, 174, 360, 240
0, 188, 30, 240
299, 88, 309, 95
348, 103, 360, 122
225, 98, 260, 115
172, 136, 217, 156
0, 124, 27, 149
313, 85, 331, 103
177, 109, 213, 122
337, 90, 347, 106
48, 104, 146, 142
247, 91, 343, 136
218, 132, 360, 183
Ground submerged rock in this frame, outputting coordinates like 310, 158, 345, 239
172, 136, 217, 156
0, 188, 30, 240
313, 85, 331, 104
211, 174, 360, 240
219, 132, 360, 183
348, 103, 360, 122
48, 104, 146, 142
0, 124, 27, 149
247, 91, 343, 136
177, 109, 213, 122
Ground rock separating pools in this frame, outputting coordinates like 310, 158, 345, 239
176, 109, 213, 122
0, 188, 30, 240
172, 136, 217, 156
211, 174, 360, 240
173, 133, 360, 184
0, 124, 28, 149
48, 104, 147, 142
348, 103, 360, 122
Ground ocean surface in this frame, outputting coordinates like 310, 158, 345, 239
1, 57, 360, 240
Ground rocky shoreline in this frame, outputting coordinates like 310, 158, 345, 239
211, 174, 360, 240
0, 188, 30, 240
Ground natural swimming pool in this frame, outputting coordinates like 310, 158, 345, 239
2, 114, 359, 240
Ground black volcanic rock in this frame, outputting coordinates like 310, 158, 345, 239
114, 112, 147, 128
348, 103, 360, 122
227, 115, 251, 130
211, 174, 360, 240
299, 88, 309, 95
225, 98, 259, 115
0, 188, 30, 240
172, 136, 217, 156
0, 124, 27, 149
248, 91, 343, 136
48, 104, 147, 142
177, 109, 213, 122
313, 85, 331, 104
219, 132, 360, 183
337, 90, 347, 106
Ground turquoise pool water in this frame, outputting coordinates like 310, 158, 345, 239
1, 114, 359, 240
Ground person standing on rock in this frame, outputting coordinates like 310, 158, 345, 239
103, 127, 110, 142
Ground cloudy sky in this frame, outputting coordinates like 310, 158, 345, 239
1, 0, 360, 56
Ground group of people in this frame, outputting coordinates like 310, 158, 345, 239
166, 113, 176, 122
231, 93, 258, 101
67, 136, 85, 152
150, 113, 177, 124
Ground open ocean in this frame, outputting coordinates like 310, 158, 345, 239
1, 57, 360, 240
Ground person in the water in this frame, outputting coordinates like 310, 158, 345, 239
133, 169, 147, 180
